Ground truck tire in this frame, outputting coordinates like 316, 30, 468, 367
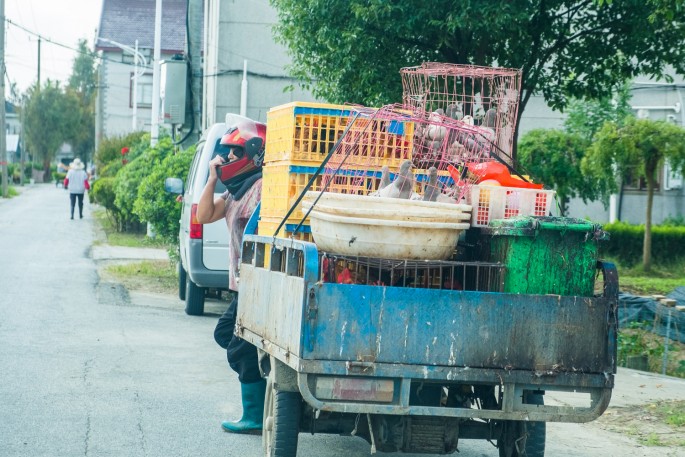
178, 263, 187, 301
185, 276, 205, 316
498, 393, 545, 457
263, 374, 301, 457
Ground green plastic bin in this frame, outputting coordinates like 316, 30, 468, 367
482, 216, 607, 296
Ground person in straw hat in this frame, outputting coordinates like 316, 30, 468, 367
64, 158, 90, 219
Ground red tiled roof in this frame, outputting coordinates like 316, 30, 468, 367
96, 0, 187, 53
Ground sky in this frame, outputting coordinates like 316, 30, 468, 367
5, 0, 103, 94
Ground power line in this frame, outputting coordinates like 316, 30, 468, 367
5, 18, 151, 72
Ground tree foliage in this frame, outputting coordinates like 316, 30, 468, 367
517, 129, 591, 213
271, 1, 685, 137
23, 81, 80, 176
564, 83, 633, 142
66, 39, 98, 164
582, 118, 685, 270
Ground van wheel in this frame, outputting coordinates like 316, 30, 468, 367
263, 373, 301, 457
178, 263, 187, 301
185, 276, 205, 316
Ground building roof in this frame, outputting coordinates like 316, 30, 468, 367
95, 0, 187, 53
5, 101, 17, 114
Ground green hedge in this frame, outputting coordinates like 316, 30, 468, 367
90, 177, 121, 226
113, 137, 172, 231
133, 145, 195, 244
601, 222, 685, 265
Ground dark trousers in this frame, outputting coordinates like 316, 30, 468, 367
69, 193, 84, 218
214, 294, 261, 383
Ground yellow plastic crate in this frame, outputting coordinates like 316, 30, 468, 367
265, 102, 414, 169
335, 115, 415, 169
265, 102, 353, 164
258, 216, 313, 242
260, 163, 325, 225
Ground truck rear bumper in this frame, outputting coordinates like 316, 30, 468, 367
296, 366, 612, 423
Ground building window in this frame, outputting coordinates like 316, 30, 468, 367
623, 166, 660, 191
130, 73, 153, 108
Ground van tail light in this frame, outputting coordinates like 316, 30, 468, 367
190, 204, 203, 239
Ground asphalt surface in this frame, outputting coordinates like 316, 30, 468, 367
1, 184, 684, 457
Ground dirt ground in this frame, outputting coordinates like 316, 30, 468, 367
596, 400, 685, 448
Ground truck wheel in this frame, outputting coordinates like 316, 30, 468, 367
184, 276, 205, 316
178, 263, 187, 301
263, 374, 301, 457
498, 393, 545, 457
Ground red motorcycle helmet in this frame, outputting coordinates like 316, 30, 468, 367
216, 118, 267, 188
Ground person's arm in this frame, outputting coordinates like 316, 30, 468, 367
196, 155, 227, 224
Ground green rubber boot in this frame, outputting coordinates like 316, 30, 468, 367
221, 379, 267, 435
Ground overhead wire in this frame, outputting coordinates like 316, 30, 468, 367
5, 18, 152, 72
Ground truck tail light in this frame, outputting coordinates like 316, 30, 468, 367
190, 204, 203, 239
315, 377, 394, 403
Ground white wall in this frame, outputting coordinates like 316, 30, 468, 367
202, 0, 319, 128
99, 52, 153, 139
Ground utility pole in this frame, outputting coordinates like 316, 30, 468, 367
150, 0, 162, 146
19, 96, 25, 186
186, 0, 202, 146
1, 0, 8, 198
37, 37, 41, 89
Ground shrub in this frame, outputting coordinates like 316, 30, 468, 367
52, 171, 67, 184
90, 177, 122, 226
602, 222, 685, 265
133, 145, 196, 243
113, 137, 172, 231
94, 131, 147, 178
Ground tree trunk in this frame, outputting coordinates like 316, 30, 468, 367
643, 175, 655, 272
43, 158, 51, 183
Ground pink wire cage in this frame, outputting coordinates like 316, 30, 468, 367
321, 104, 494, 202
400, 62, 522, 159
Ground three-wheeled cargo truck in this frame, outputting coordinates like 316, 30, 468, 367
235, 211, 618, 457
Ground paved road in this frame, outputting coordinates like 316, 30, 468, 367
1, 184, 683, 457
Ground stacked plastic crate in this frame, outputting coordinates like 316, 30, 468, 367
259, 102, 418, 240
259, 102, 354, 240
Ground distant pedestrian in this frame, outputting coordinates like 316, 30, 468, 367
64, 158, 90, 219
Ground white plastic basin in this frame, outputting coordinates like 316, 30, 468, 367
302, 202, 472, 223
308, 209, 470, 260
303, 191, 472, 217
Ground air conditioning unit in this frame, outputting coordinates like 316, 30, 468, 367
160, 59, 187, 125
664, 160, 683, 190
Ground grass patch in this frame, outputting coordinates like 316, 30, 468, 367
660, 402, 685, 427
1, 186, 18, 198
92, 208, 169, 249
609, 258, 685, 296
619, 277, 685, 296
103, 260, 177, 295
639, 432, 663, 446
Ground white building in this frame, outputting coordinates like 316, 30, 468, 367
94, 0, 187, 147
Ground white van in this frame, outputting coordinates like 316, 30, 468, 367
174, 123, 231, 315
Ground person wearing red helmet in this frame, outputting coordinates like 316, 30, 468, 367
196, 117, 267, 435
